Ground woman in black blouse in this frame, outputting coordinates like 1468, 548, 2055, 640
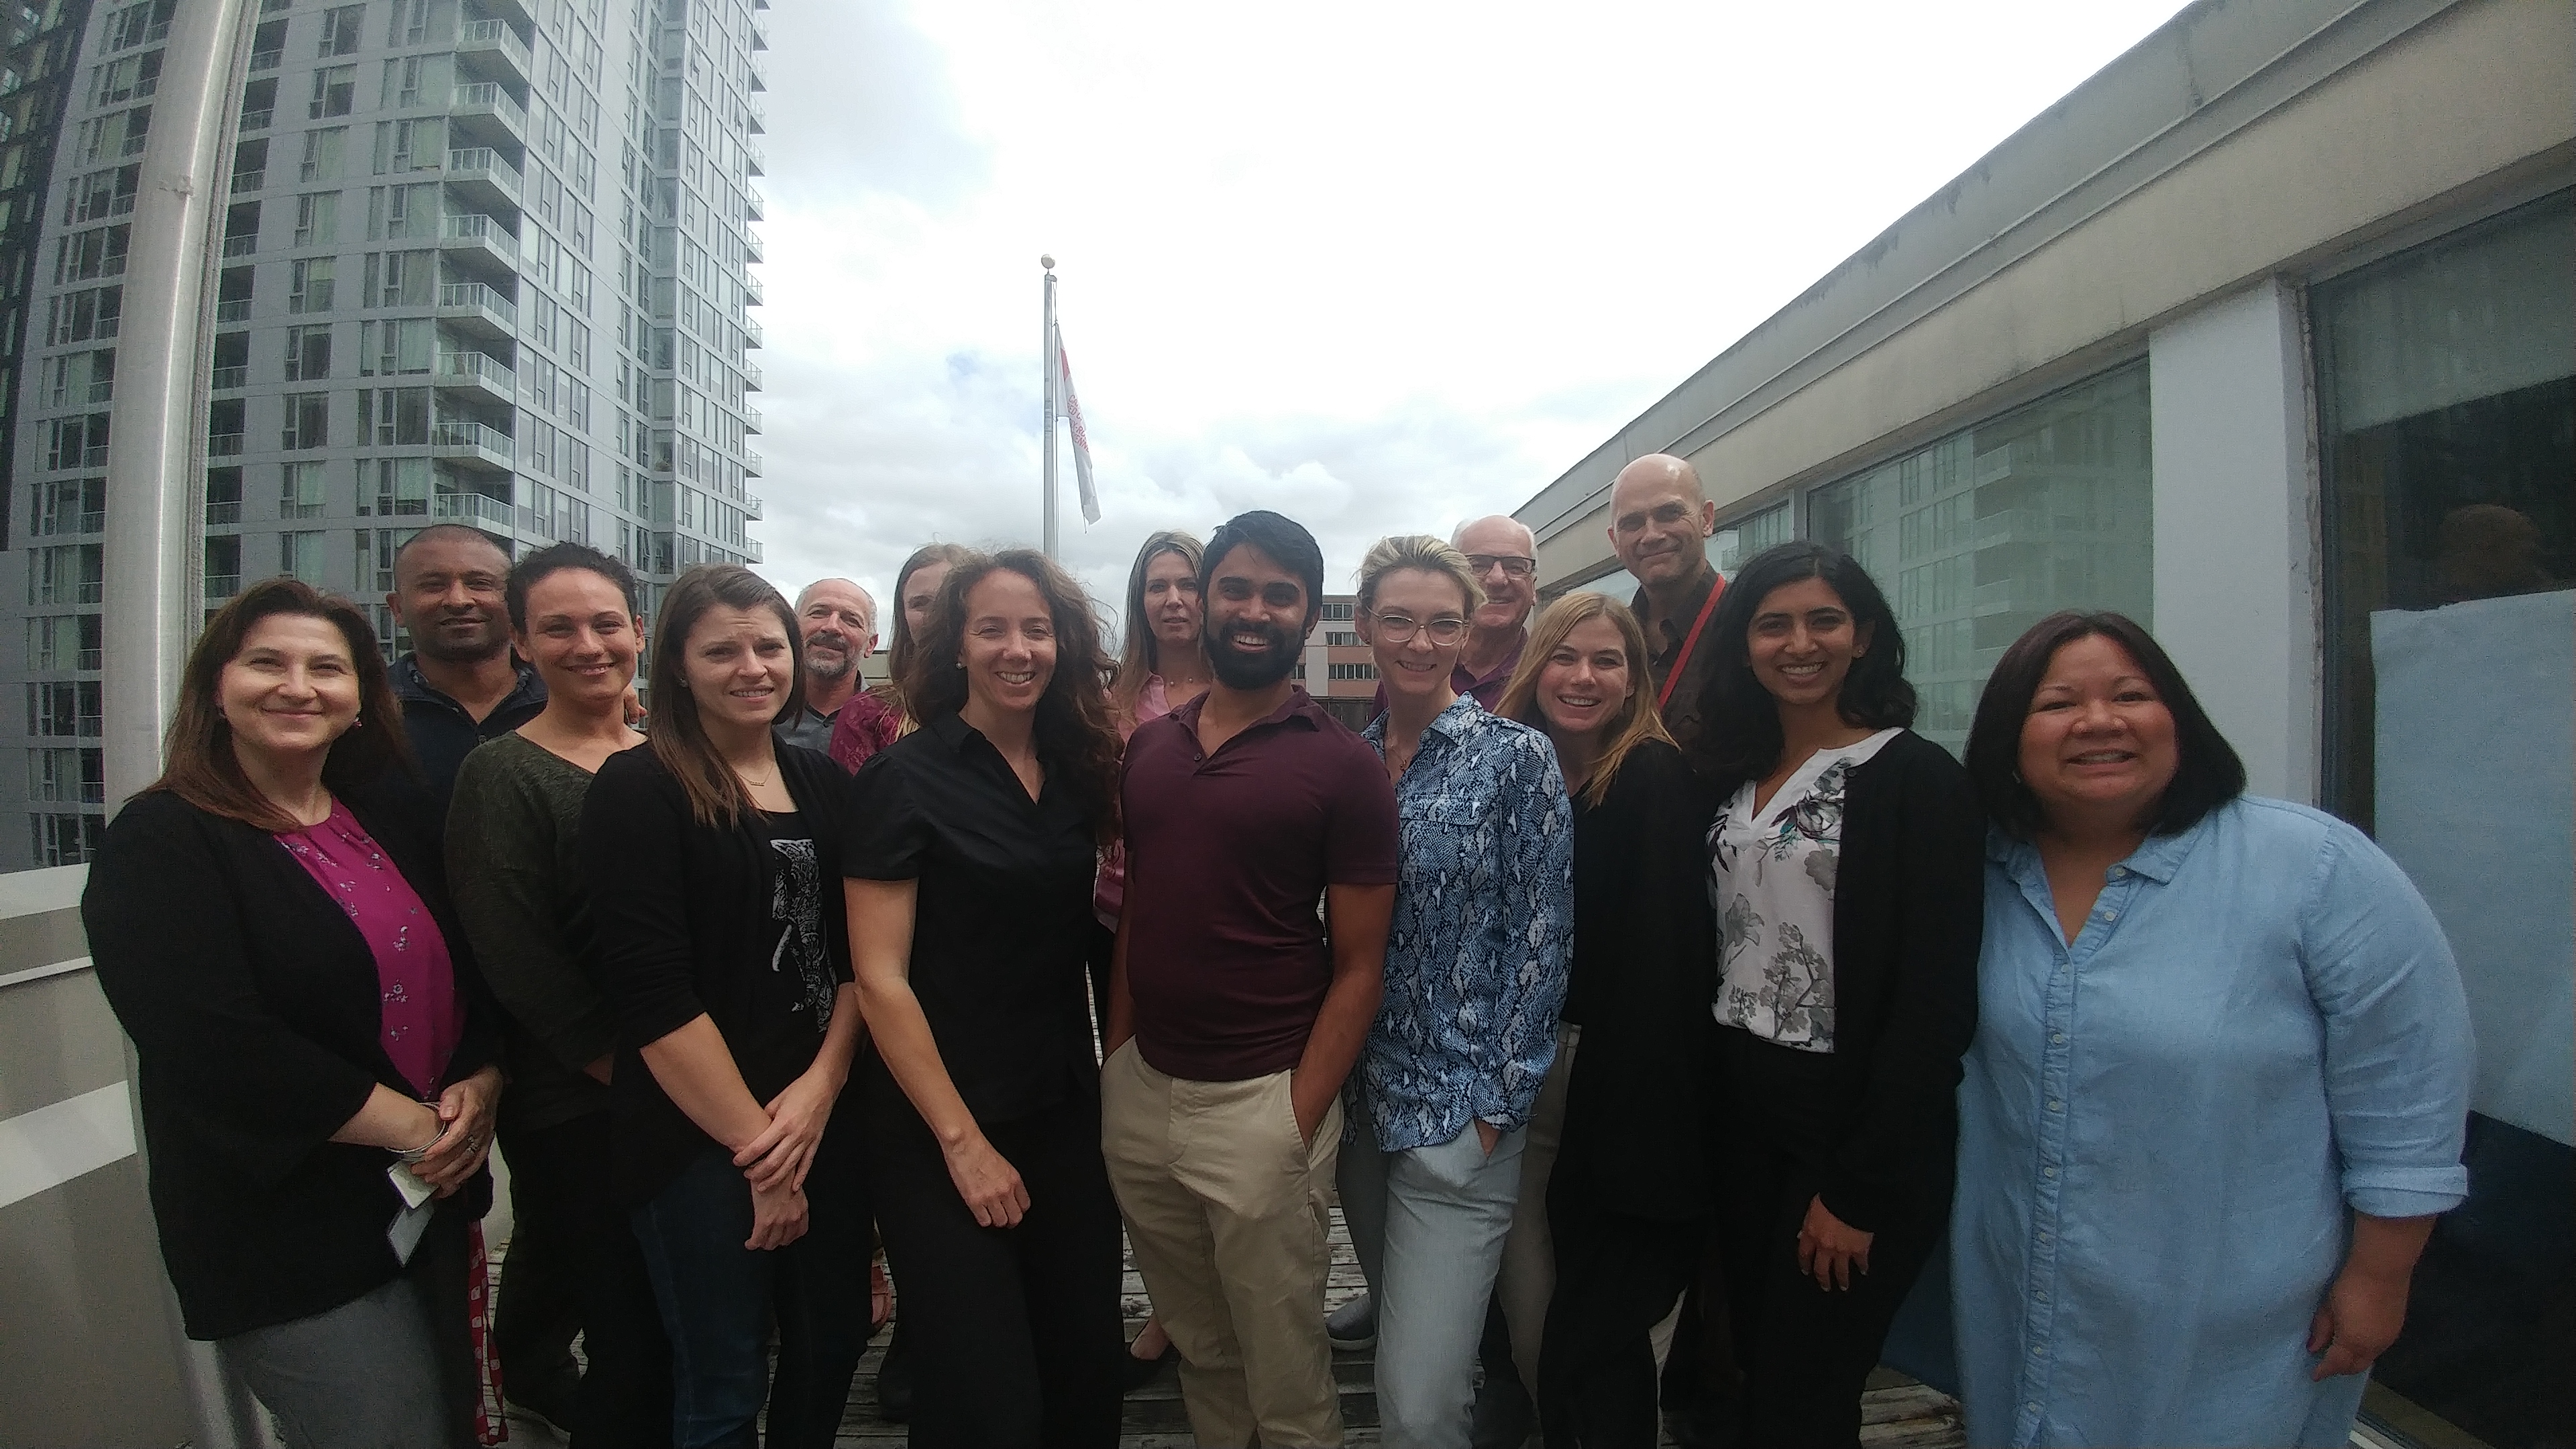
83, 580, 502, 1449
845, 547, 1128, 1447
1494, 592, 1716, 1448
581, 563, 867, 1449
1687, 542, 1983, 1447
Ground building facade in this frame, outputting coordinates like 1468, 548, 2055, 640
0, 0, 768, 868
1516, 2, 2569, 1443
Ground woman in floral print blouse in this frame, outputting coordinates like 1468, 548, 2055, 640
1689, 541, 1984, 1448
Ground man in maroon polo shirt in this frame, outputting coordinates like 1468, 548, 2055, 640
1102, 510, 1399, 1448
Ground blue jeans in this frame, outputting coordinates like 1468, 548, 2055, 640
631, 1145, 869, 1449
1345, 1122, 1528, 1449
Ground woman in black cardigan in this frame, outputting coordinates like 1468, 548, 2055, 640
581, 563, 868, 1449
1492, 592, 1719, 1448
1688, 543, 1983, 1448
83, 579, 504, 1449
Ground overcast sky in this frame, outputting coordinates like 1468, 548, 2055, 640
745, 0, 2194, 623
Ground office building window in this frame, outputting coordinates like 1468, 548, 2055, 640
280, 531, 328, 584
205, 535, 242, 599
2312, 191, 2573, 1449
25, 616, 103, 674
27, 545, 104, 606
362, 456, 431, 517
1713, 500, 1793, 575
282, 391, 331, 449
28, 747, 105, 804
30, 811, 104, 867
29, 477, 106, 537
1808, 360, 2151, 752
318, 5, 366, 56
28, 680, 103, 738
284, 323, 332, 380
280, 461, 328, 519
288, 256, 335, 313
294, 191, 339, 246
310, 65, 357, 119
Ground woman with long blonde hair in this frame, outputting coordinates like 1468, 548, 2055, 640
1494, 592, 1718, 1447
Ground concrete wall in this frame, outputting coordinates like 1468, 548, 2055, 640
1525, 0, 2576, 588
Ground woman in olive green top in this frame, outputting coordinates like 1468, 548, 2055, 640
445, 542, 666, 1445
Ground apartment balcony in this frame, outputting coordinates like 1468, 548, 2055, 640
439, 211, 517, 276
745, 95, 765, 133
449, 82, 527, 148
222, 233, 258, 257
205, 573, 241, 599
745, 184, 764, 220
207, 432, 244, 458
210, 366, 247, 391
743, 492, 763, 521
432, 419, 515, 474
437, 280, 518, 340
250, 47, 280, 71
741, 231, 763, 264
751, 21, 767, 49
741, 406, 761, 434
743, 317, 763, 348
215, 299, 252, 323
743, 449, 762, 476
434, 350, 516, 407
742, 537, 764, 564
432, 487, 515, 533
745, 142, 764, 177
742, 361, 762, 389
239, 107, 272, 132
455, 17, 533, 86
442, 147, 523, 213
229, 169, 264, 195
743, 273, 764, 307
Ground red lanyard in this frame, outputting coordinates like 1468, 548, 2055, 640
1655, 575, 1725, 712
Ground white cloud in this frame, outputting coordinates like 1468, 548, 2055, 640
746, 0, 2194, 614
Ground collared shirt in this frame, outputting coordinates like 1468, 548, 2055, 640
1093, 673, 1188, 927
1122, 686, 1400, 1083
1370, 630, 1528, 716
775, 702, 839, 755
392, 654, 546, 808
1357, 696, 1571, 1150
843, 712, 1101, 1124
1953, 796, 2473, 1449
1631, 565, 1723, 754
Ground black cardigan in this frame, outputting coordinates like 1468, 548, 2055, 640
1705, 729, 1984, 1232
82, 779, 500, 1341
1548, 738, 1721, 1224
580, 741, 856, 1208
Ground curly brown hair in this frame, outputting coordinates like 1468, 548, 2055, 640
901, 548, 1123, 845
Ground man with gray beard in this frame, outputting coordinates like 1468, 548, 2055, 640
777, 577, 877, 754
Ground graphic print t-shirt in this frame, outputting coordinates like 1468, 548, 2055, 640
730, 808, 835, 1102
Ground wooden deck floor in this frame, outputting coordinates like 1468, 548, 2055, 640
488, 1209, 1964, 1448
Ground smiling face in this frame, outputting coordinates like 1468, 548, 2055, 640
959, 568, 1058, 720
1744, 575, 1872, 711
901, 560, 953, 646
1141, 549, 1203, 657
1454, 516, 1538, 635
515, 568, 639, 711
1605, 461, 1716, 590
2018, 632, 2181, 829
1534, 612, 1634, 744
680, 602, 796, 735
219, 612, 363, 765
1360, 568, 1470, 705
796, 579, 875, 684
390, 531, 511, 665
1203, 543, 1312, 690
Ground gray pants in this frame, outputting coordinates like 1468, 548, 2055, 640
215, 1218, 476, 1449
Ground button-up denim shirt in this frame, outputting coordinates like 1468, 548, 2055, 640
1358, 696, 1572, 1152
1951, 796, 2473, 1449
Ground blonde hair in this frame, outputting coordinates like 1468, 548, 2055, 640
1356, 534, 1485, 617
1114, 530, 1206, 724
1495, 592, 1674, 806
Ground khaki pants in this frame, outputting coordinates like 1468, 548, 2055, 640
1102, 1040, 1344, 1448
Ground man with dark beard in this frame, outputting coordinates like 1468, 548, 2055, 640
1100, 511, 1399, 1448
386, 524, 546, 806
777, 577, 879, 754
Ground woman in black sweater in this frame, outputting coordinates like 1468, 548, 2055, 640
581, 564, 867, 1449
1493, 592, 1719, 1448
83, 579, 504, 1449
1688, 543, 1983, 1448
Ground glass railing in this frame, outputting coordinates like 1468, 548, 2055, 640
215, 299, 251, 322
228, 170, 263, 193
433, 490, 514, 529
441, 212, 515, 254
458, 18, 532, 72
210, 366, 245, 389
437, 350, 516, 392
452, 82, 526, 133
221, 234, 257, 256
239, 107, 272, 131
433, 419, 515, 459
207, 432, 244, 456
437, 281, 519, 325
443, 148, 523, 199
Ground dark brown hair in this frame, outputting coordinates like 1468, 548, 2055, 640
151, 577, 411, 830
884, 541, 979, 698
1965, 610, 2246, 840
645, 563, 801, 828
902, 548, 1124, 845
1691, 541, 1915, 782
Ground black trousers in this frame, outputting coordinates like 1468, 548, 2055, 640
498, 1112, 676, 1449
1537, 1196, 1701, 1448
1709, 1029, 1945, 1449
1084, 917, 1118, 1053
867, 1089, 1126, 1448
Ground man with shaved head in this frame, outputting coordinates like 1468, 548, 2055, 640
387, 523, 547, 806
1606, 453, 1725, 753
777, 576, 878, 754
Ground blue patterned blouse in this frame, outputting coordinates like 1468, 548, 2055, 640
1358, 696, 1574, 1152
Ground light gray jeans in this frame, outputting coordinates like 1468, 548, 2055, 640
1342, 1120, 1528, 1449
215, 1225, 474, 1449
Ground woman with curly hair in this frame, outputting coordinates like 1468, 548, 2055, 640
843, 547, 1131, 1446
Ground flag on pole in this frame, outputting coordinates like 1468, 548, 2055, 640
1057, 337, 1101, 524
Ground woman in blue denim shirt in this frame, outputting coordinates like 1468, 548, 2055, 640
1952, 612, 2472, 1448
1337, 533, 1573, 1449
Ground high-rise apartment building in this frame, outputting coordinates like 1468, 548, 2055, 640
0, 0, 769, 867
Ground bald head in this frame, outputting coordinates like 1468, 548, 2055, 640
1606, 453, 1715, 594
1452, 515, 1539, 634
794, 578, 876, 684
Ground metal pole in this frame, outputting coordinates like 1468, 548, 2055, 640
1040, 256, 1059, 559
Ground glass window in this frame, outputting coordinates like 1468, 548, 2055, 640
2314, 191, 2573, 1449
1808, 360, 2151, 752
1712, 500, 1792, 576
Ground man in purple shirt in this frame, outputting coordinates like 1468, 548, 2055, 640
1103, 511, 1399, 1448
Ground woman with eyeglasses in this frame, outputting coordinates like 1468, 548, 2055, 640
1341, 534, 1573, 1449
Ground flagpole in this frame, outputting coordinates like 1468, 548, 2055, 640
1040, 255, 1059, 559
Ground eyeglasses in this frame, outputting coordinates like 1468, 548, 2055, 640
1368, 612, 1469, 645
1465, 554, 1538, 579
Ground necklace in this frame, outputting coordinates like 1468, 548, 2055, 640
735, 758, 776, 789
